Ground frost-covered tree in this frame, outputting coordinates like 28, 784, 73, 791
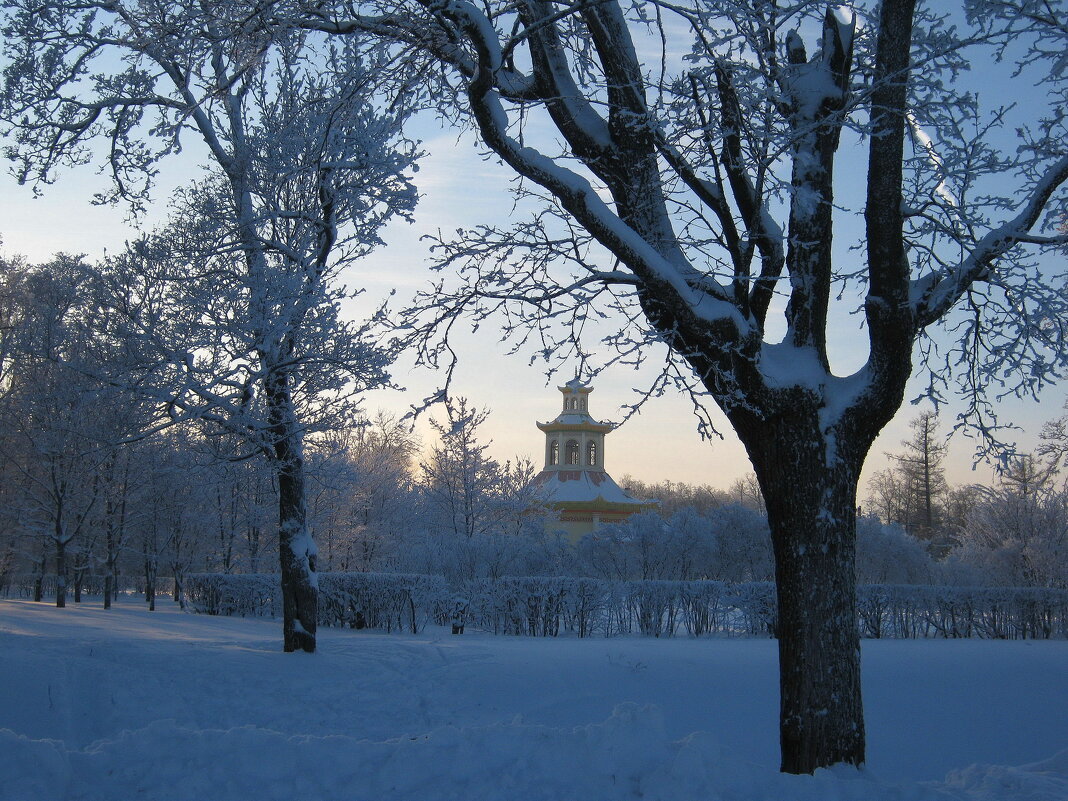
855, 516, 932, 584
619, 475, 730, 516
0, 256, 149, 608
308, 416, 419, 572
1, 3, 418, 651
297, 0, 1068, 770
892, 412, 948, 539
418, 399, 546, 547
1039, 398, 1068, 471
955, 455, 1067, 588
867, 411, 950, 552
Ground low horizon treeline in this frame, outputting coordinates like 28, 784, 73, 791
3, 401, 1067, 601
1, 259, 1066, 601
180, 571, 1068, 641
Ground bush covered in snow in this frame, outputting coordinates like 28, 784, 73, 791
856, 584, 1068, 639
186, 572, 1068, 640
186, 572, 451, 633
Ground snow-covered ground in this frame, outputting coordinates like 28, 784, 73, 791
1, 598, 1065, 801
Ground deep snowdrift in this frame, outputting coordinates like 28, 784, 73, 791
0, 598, 1065, 801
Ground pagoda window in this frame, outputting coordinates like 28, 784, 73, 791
565, 439, 580, 465
549, 441, 559, 466
586, 440, 597, 466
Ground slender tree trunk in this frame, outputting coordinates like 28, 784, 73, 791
73, 563, 83, 603
172, 566, 185, 609
55, 534, 67, 609
266, 369, 317, 653
104, 555, 114, 609
741, 409, 868, 774
33, 551, 45, 602
248, 524, 260, 573
145, 557, 157, 611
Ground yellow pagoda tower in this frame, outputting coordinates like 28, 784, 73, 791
533, 378, 655, 540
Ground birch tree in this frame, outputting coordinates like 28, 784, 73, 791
297, 0, 1068, 770
2, 2, 418, 651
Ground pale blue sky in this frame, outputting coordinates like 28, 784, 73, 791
1, 118, 1061, 496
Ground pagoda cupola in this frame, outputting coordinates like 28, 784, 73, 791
532, 377, 655, 541
537, 378, 614, 472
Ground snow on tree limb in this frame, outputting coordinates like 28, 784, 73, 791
913, 152, 1068, 327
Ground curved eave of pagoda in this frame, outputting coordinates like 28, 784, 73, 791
537, 420, 615, 434
549, 498, 659, 513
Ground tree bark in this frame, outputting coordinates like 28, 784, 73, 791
32, 552, 45, 602
742, 408, 866, 773
104, 560, 114, 609
145, 557, 157, 611
54, 534, 67, 609
266, 369, 317, 653
73, 562, 83, 603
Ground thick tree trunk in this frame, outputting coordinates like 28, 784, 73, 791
278, 459, 317, 652
741, 408, 868, 774
266, 370, 317, 653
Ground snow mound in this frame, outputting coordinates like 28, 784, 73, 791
5, 707, 1066, 801
943, 750, 1068, 801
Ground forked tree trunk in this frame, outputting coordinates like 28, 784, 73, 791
740, 407, 870, 773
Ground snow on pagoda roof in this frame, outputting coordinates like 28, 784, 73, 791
560, 377, 594, 394
533, 469, 650, 506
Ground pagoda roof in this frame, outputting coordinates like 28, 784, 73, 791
561, 377, 593, 393
537, 414, 614, 433
532, 469, 654, 507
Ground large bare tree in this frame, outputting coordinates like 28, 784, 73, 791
295, 0, 1068, 771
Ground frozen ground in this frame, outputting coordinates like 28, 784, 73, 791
0, 598, 1065, 801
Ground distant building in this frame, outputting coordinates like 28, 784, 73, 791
532, 378, 655, 541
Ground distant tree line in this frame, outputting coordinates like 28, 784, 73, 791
1, 259, 1063, 606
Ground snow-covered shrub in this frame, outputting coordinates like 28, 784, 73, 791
854, 584, 1068, 639
465, 576, 575, 636
186, 572, 451, 632
622, 581, 684, 637
319, 573, 451, 633
727, 582, 778, 636
186, 574, 279, 618
856, 518, 934, 585
678, 580, 729, 636
185, 572, 1066, 639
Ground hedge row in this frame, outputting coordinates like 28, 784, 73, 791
185, 572, 451, 633
183, 573, 1068, 639
2, 573, 175, 599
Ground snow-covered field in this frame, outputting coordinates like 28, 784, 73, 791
1, 598, 1065, 801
